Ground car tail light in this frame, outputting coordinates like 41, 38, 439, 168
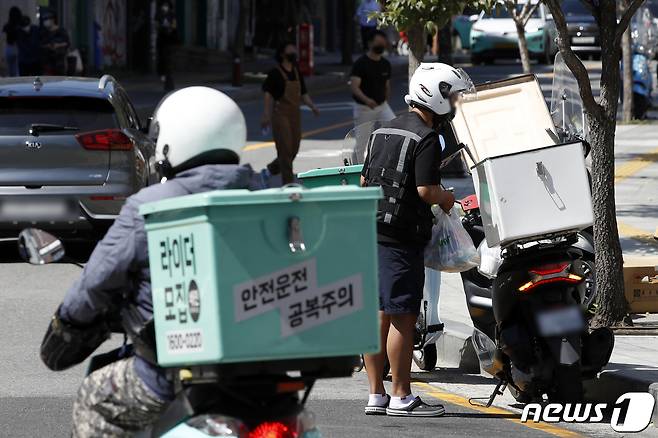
77, 129, 132, 151
519, 262, 583, 293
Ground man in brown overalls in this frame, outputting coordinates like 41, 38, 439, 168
261, 42, 320, 185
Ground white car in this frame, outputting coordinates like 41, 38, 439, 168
470, 1, 558, 65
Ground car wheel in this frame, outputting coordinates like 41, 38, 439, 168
471, 54, 483, 65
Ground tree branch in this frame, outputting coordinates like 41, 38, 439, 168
544, 0, 601, 117
614, 0, 645, 49
522, 2, 542, 27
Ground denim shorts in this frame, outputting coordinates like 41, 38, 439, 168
377, 242, 425, 315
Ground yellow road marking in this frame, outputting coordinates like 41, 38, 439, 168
618, 221, 658, 245
614, 147, 658, 244
614, 148, 658, 183
413, 382, 584, 438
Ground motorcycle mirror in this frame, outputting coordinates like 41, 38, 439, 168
17, 228, 65, 265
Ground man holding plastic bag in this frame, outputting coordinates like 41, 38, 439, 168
360, 63, 473, 417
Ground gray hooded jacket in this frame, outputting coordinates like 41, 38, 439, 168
60, 164, 256, 399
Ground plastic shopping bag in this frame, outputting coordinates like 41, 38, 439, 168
424, 206, 479, 273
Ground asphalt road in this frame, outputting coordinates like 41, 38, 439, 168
0, 60, 653, 437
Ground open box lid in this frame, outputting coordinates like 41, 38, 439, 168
451, 74, 559, 168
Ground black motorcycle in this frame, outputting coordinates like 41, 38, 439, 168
19, 228, 346, 438
458, 195, 614, 404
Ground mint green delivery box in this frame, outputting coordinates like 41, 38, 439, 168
298, 165, 363, 188
140, 185, 382, 367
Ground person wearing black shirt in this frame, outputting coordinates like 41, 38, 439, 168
156, 1, 177, 91
350, 30, 395, 126
18, 15, 41, 76
2, 6, 22, 76
39, 11, 70, 75
260, 42, 319, 185
361, 63, 473, 417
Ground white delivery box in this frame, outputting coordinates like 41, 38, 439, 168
475, 141, 593, 247
452, 75, 559, 167
450, 74, 593, 247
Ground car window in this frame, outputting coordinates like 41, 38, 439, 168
562, 0, 591, 16
485, 3, 541, 19
0, 97, 118, 135
115, 88, 141, 130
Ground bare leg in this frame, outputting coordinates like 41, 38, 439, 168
387, 313, 417, 397
363, 311, 391, 395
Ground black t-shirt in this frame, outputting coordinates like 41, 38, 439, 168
362, 112, 442, 245
350, 55, 391, 105
262, 65, 308, 101
3, 23, 20, 45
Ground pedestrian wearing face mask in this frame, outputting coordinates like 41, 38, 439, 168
351, 30, 395, 128
39, 11, 70, 75
260, 42, 319, 186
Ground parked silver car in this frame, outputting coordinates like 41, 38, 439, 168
0, 75, 157, 240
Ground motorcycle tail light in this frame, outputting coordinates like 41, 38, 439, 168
248, 421, 295, 438
519, 263, 583, 293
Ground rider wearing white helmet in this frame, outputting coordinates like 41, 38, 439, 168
360, 63, 472, 418
41, 87, 257, 436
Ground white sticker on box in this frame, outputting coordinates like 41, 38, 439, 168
280, 274, 363, 337
165, 329, 203, 354
233, 259, 364, 337
233, 259, 318, 322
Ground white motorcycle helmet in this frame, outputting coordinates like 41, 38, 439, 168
150, 86, 247, 178
404, 63, 474, 117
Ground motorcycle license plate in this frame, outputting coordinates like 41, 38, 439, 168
536, 306, 584, 337
572, 36, 595, 44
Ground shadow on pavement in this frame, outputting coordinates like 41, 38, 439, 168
412, 369, 494, 386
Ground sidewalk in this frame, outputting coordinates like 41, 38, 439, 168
114, 52, 410, 112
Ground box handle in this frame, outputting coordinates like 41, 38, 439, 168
288, 216, 306, 253
536, 161, 566, 211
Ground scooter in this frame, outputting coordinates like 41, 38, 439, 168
19, 228, 352, 438
461, 55, 613, 405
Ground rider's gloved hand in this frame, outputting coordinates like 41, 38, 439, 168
40, 306, 110, 371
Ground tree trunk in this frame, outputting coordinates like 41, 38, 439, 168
515, 20, 531, 73
590, 1, 628, 327
407, 24, 426, 80
438, 24, 454, 65
621, 2, 633, 121
341, 0, 355, 65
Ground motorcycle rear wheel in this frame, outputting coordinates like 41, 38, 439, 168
550, 363, 584, 403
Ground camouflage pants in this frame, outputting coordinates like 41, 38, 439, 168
72, 357, 167, 438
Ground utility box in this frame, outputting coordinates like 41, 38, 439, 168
624, 256, 658, 314
475, 142, 593, 247
140, 185, 382, 367
298, 165, 363, 188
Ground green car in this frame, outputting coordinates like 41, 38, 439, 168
470, 1, 558, 65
